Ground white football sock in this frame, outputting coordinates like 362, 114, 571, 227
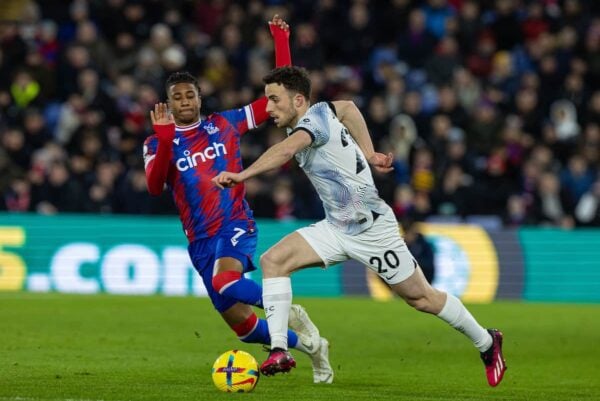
437, 293, 493, 352
262, 277, 292, 350
293, 341, 311, 354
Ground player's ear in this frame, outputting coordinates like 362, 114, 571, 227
293, 93, 304, 108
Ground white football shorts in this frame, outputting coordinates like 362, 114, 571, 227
297, 207, 417, 285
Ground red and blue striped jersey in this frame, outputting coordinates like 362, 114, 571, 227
143, 104, 262, 242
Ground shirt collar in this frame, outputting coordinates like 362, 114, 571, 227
175, 118, 202, 131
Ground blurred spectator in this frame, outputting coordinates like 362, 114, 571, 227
436, 127, 476, 178
383, 75, 405, 117
384, 113, 416, 184
436, 84, 467, 129
503, 194, 536, 227
575, 179, 600, 226
532, 172, 575, 228
411, 147, 435, 194
521, 2, 550, 42
489, 0, 523, 51
452, 68, 481, 112
397, 8, 437, 69
467, 100, 503, 155
425, 36, 460, 86
0, 0, 596, 228
107, 32, 138, 79
551, 99, 581, 141
579, 123, 599, 166
2, 127, 31, 170
431, 164, 472, 217
0, 23, 27, 75
560, 154, 596, 202
23, 48, 56, 101
74, 20, 112, 72
338, 2, 374, 66
365, 95, 390, 143
113, 167, 151, 214
488, 51, 519, 103
549, 99, 581, 163
195, 0, 227, 37
392, 185, 414, 220
272, 178, 296, 221
86, 161, 120, 213
402, 91, 429, 138
0, 148, 17, 196
422, 0, 455, 39
514, 88, 542, 138
400, 217, 435, 284
2, 175, 32, 212
456, 1, 482, 56
585, 92, 600, 126
121, 1, 151, 41
377, 0, 411, 43
33, 160, 85, 214
244, 177, 275, 218
10, 70, 41, 109
293, 23, 324, 71
412, 191, 433, 221
22, 107, 51, 150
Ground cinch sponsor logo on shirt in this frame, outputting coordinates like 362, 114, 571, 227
176, 142, 228, 171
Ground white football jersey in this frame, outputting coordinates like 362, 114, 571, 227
288, 102, 389, 235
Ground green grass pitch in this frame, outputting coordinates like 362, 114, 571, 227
1, 293, 599, 401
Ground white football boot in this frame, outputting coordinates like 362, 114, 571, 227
288, 304, 334, 384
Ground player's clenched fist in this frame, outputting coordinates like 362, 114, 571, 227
212, 171, 243, 189
150, 102, 175, 142
269, 14, 289, 38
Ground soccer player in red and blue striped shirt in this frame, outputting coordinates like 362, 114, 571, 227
143, 15, 330, 381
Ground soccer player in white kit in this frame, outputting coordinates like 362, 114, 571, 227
212, 66, 507, 387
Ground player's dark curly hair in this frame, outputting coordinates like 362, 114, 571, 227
165, 71, 200, 94
263, 66, 311, 99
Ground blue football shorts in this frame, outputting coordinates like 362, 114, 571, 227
188, 223, 258, 312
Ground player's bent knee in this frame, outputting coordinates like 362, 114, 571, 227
259, 251, 289, 275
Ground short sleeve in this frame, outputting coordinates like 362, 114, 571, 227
219, 106, 257, 135
291, 102, 331, 148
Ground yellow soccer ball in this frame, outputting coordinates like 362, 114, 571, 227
211, 350, 260, 392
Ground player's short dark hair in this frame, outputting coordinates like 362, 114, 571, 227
165, 71, 200, 94
263, 66, 311, 99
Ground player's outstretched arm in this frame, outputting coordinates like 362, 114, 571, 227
145, 103, 175, 195
332, 100, 394, 173
212, 130, 312, 189
245, 14, 292, 129
269, 14, 291, 67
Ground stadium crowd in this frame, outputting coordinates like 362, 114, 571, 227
0, 0, 599, 227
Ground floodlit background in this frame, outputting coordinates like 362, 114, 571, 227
1, 1, 599, 400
